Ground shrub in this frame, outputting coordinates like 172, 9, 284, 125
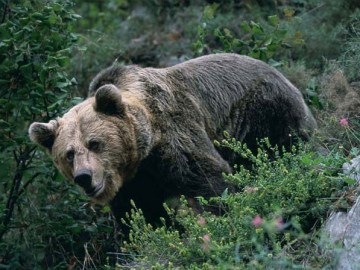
338, 9, 360, 81
122, 140, 348, 269
0, 1, 120, 268
281, 0, 360, 69
2, 1, 359, 268
192, 4, 305, 68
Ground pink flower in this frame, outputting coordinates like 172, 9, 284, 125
275, 217, 284, 230
244, 186, 259, 193
201, 243, 210, 252
202, 234, 210, 242
339, 118, 349, 126
197, 216, 206, 226
252, 215, 263, 227
201, 234, 211, 252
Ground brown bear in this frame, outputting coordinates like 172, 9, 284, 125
28, 53, 316, 228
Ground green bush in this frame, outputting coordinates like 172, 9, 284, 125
0, 1, 120, 268
280, 0, 360, 69
338, 9, 360, 81
1, 1, 359, 268
193, 4, 305, 67
122, 140, 348, 269
71, 0, 204, 96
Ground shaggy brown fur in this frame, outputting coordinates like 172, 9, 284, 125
29, 53, 317, 227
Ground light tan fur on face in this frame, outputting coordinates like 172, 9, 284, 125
51, 98, 139, 204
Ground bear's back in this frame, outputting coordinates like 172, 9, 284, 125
158, 54, 307, 137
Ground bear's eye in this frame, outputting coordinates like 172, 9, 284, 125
66, 150, 75, 163
88, 140, 101, 152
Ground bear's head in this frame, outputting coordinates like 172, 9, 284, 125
29, 84, 141, 204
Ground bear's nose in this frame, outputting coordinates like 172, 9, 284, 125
74, 169, 92, 190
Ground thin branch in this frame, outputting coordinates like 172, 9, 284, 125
1, 0, 9, 24
0, 147, 35, 242
0, 159, 25, 241
17, 172, 40, 198
13, 149, 19, 163
25, 146, 37, 167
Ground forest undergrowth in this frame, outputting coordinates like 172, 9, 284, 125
0, 0, 359, 269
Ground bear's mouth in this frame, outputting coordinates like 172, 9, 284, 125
85, 182, 104, 197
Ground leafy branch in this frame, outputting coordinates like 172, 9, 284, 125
0, 147, 39, 242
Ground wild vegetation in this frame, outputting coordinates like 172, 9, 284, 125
0, 0, 359, 269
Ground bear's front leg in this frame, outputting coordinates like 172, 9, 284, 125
109, 172, 168, 235
173, 149, 234, 215
186, 150, 234, 197
159, 129, 234, 200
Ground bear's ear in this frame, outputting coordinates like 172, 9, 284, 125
94, 84, 125, 116
28, 120, 58, 149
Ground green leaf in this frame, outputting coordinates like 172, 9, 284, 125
344, 177, 357, 185
55, 81, 71, 89
32, 12, 44, 20
241, 22, 251, 32
51, 3, 62, 12
284, 7, 295, 18
268, 15, 280, 26
268, 59, 282, 68
250, 21, 261, 29
281, 43, 292, 48
48, 14, 58, 24
19, 63, 32, 79
264, 38, 273, 46
203, 4, 218, 21
71, 14, 82, 19
101, 205, 111, 214
221, 188, 229, 201
350, 147, 360, 157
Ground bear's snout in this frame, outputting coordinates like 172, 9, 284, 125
74, 169, 93, 192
